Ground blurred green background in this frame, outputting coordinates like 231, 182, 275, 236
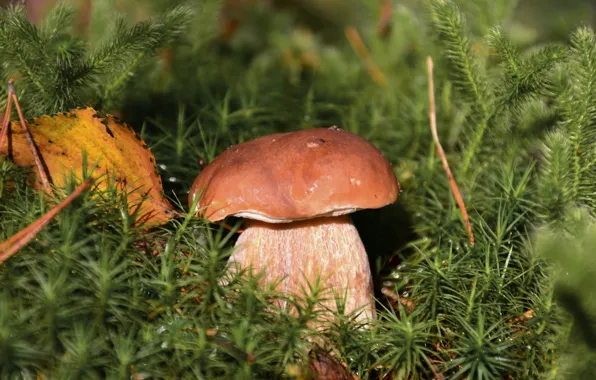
3, 0, 595, 41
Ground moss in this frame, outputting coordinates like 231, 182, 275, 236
1, 0, 595, 378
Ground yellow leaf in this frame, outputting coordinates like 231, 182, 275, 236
0, 108, 175, 227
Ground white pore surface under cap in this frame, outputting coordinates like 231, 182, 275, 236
233, 207, 360, 223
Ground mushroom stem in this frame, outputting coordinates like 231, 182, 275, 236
232, 215, 376, 322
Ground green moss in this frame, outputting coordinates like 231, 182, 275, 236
1, 0, 596, 378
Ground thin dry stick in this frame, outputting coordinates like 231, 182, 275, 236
426, 56, 475, 246
0, 90, 13, 149
344, 26, 388, 87
9, 80, 52, 193
0, 177, 95, 263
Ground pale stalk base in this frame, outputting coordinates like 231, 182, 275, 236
231, 215, 376, 322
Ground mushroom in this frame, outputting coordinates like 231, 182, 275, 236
189, 127, 399, 322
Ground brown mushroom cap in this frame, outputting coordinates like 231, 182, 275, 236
190, 127, 399, 223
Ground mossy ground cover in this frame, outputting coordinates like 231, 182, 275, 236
1, 0, 596, 378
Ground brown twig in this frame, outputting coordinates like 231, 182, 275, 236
426, 56, 475, 246
0, 177, 95, 264
345, 26, 388, 87
8, 80, 53, 193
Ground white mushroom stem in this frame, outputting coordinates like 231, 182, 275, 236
231, 215, 376, 322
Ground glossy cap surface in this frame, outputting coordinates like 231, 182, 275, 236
189, 127, 400, 223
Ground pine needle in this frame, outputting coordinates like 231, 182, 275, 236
377, 0, 393, 39
345, 26, 388, 87
8, 80, 52, 193
0, 89, 12, 149
426, 56, 475, 246
0, 177, 94, 263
